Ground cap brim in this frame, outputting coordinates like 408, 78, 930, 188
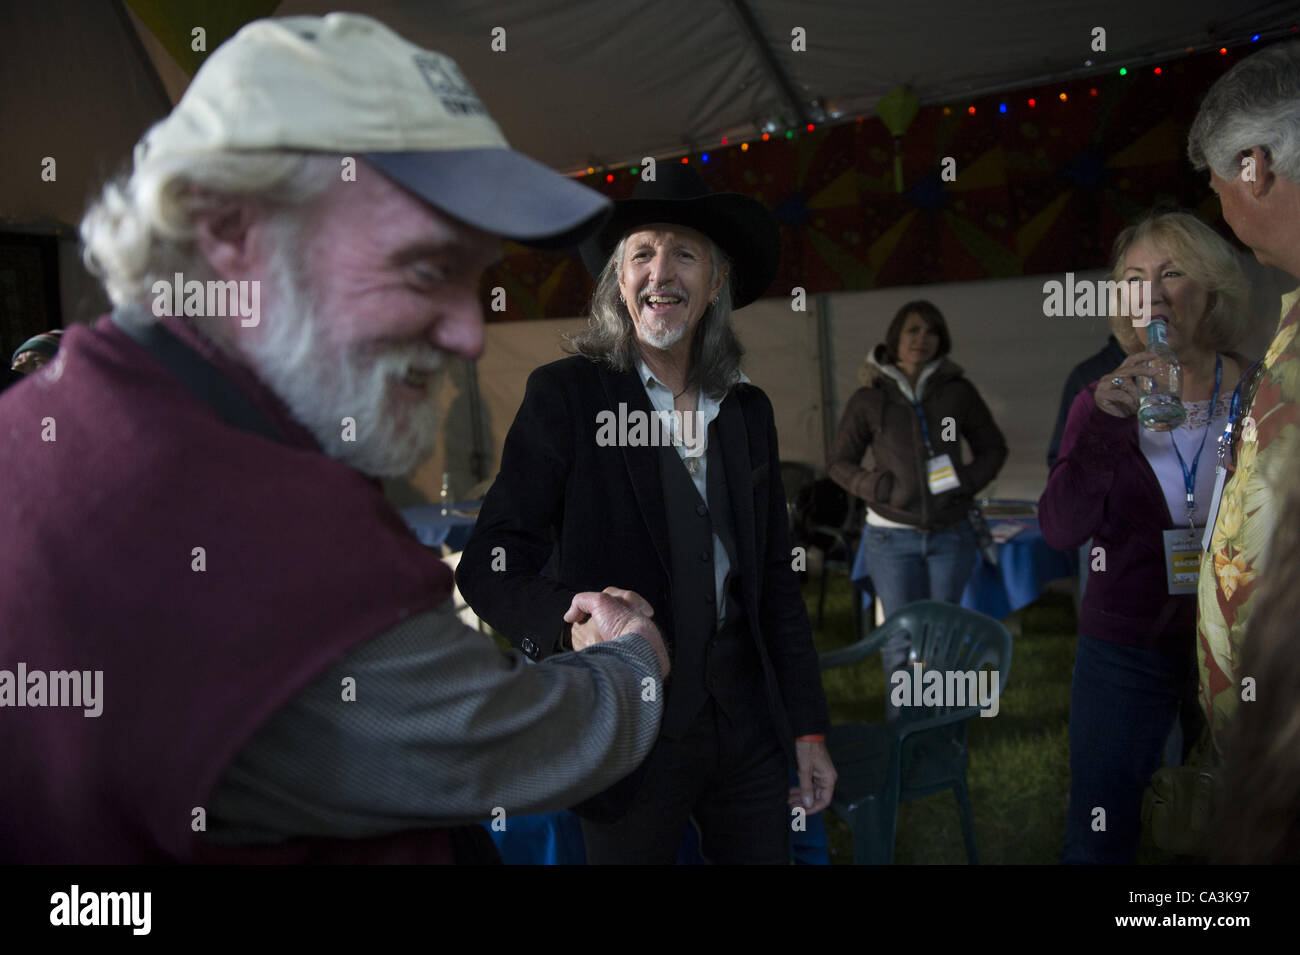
363, 149, 611, 250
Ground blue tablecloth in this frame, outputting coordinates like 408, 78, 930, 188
400, 503, 478, 552
487, 801, 830, 864
487, 810, 589, 865
851, 517, 1076, 620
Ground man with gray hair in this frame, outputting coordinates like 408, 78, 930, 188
457, 165, 835, 863
0, 13, 670, 864
1188, 40, 1300, 754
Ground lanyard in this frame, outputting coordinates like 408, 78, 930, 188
911, 400, 935, 456
1169, 355, 1220, 528
1216, 358, 1263, 467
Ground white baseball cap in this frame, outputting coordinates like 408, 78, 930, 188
134, 12, 610, 249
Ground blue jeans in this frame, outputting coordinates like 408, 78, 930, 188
863, 521, 978, 720
1060, 634, 1188, 864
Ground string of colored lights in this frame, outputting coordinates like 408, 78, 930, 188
574, 23, 1299, 181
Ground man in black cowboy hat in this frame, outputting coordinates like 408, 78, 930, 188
456, 165, 835, 863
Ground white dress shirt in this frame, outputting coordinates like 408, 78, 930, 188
637, 358, 750, 624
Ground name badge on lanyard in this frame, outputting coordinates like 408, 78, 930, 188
1163, 527, 1203, 594
927, 454, 961, 493
912, 398, 961, 494
1161, 356, 1220, 587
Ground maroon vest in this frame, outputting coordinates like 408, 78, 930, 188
0, 316, 458, 863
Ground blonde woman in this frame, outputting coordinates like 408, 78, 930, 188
1040, 210, 1252, 864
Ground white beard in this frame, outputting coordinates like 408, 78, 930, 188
639, 319, 688, 351
240, 249, 445, 477
634, 296, 691, 351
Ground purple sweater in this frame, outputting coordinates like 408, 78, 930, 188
1038, 383, 1195, 654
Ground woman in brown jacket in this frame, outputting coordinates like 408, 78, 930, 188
829, 301, 1008, 717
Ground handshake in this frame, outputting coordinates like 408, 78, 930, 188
564, 588, 670, 678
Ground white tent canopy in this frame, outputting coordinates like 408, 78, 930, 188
4, 1, 1294, 505
4, 0, 1290, 225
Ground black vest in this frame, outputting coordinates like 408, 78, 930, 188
658, 421, 765, 737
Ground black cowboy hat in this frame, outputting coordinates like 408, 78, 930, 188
578, 164, 781, 308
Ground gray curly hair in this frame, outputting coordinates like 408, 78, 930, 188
79, 149, 338, 320
1189, 41, 1300, 183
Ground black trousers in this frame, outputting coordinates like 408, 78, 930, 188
580, 696, 790, 864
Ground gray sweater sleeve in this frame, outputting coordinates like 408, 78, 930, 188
201, 602, 663, 846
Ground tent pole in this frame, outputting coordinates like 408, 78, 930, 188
721, 0, 811, 127
111, 0, 174, 112
816, 294, 837, 474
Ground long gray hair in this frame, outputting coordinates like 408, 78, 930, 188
565, 235, 745, 397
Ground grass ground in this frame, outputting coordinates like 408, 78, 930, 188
804, 573, 1183, 865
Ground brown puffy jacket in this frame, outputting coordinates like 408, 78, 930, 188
828, 344, 1008, 529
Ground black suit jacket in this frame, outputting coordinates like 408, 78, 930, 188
456, 356, 830, 769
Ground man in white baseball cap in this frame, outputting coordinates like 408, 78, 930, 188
133, 12, 610, 249
0, 12, 668, 864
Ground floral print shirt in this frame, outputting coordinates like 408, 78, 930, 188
1198, 287, 1300, 752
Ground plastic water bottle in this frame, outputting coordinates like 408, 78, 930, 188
1138, 318, 1186, 432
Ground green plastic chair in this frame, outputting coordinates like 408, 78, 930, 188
819, 600, 1012, 864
